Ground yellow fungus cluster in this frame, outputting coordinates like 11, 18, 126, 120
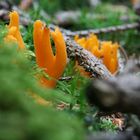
5, 11, 25, 50
75, 34, 119, 74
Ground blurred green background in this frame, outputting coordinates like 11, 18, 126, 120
32, 0, 140, 55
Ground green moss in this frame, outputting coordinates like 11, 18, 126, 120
0, 42, 85, 140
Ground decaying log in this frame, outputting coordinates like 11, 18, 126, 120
86, 61, 140, 115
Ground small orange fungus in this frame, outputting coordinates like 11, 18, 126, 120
5, 11, 25, 50
75, 34, 119, 74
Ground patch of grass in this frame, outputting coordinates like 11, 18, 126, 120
38, 0, 89, 14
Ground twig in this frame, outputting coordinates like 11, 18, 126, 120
49, 23, 140, 37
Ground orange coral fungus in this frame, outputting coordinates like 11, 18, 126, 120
5, 11, 25, 49
75, 34, 119, 74
33, 20, 67, 88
